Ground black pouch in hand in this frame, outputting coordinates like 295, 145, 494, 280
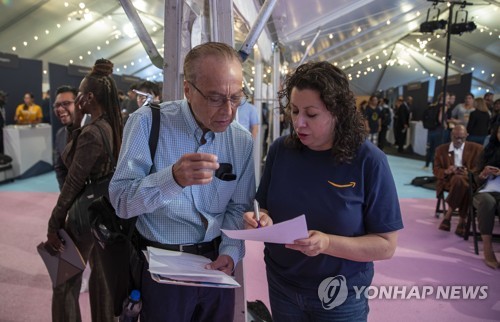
215, 162, 237, 181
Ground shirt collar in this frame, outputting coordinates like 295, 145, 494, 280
181, 100, 215, 143
448, 142, 464, 153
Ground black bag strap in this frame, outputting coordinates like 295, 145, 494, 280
93, 105, 161, 241
148, 102, 161, 172
127, 103, 161, 240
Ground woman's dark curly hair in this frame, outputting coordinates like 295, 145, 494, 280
279, 61, 366, 163
84, 58, 123, 161
481, 123, 500, 169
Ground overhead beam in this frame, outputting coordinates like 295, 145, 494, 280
238, 0, 278, 62
298, 28, 321, 65
163, 0, 184, 100
0, 0, 49, 34
452, 37, 500, 62
302, 5, 426, 66
325, 24, 409, 66
33, 4, 121, 59
372, 44, 397, 94
281, 0, 374, 43
119, 0, 164, 69
108, 29, 163, 62
400, 40, 499, 92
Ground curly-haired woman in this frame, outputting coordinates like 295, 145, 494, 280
45, 58, 122, 322
244, 61, 403, 321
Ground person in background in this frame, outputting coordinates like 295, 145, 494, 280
52, 85, 78, 190
236, 99, 259, 139
378, 97, 392, 151
118, 90, 130, 111
423, 92, 449, 170
467, 98, 491, 145
52, 85, 93, 294
489, 99, 500, 133
449, 93, 475, 128
363, 95, 381, 146
44, 59, 123, 322
109, 42, 256, 322
135, 80, 161, 107
405, 96, 414, 119
435, 125, 483, 237
41, 90, 52, 123
473, 122, 500, 269
393, 96, 410, 153
484, 92, 494, 113
14, 92, 43, 124
443, 93, 457, 144
244, 61, 402, 322
0, 90, 7, 154
358, 100, 368, 114
122, 83, 139, 124
449, 93, 457, 110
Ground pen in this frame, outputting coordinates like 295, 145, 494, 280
253, 199, 261, 228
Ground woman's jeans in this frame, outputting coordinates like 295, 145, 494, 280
267, 273, 369, 322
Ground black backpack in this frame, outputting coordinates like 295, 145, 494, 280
422, 105, 440, 130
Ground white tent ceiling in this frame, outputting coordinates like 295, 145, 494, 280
0, 0, 498, 97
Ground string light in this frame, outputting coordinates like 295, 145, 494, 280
6, 2, 499, 86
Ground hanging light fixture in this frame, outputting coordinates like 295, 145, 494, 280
420, 4, 447, 33
449, 7, 476, 35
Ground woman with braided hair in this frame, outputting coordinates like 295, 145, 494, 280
45, 58, 122, 322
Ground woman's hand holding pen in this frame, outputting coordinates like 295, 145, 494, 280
286, 230, 329, 257
243, 210, 273, 229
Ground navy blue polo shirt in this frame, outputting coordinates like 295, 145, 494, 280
256, 137, 403, 295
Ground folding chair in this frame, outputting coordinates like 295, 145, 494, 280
435, 190, 447, 218
464, 172, 479, 254
464, 172, 500, 255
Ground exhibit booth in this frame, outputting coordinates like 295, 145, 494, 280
3, 123, 53, 178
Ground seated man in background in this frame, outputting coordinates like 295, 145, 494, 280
435, 125, 483, 236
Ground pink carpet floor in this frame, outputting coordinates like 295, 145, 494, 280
1, 191, 499, 321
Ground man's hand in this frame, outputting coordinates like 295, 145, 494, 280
172, 153, 219, 187
445, 165, 456, 175
205, 254, 234, 275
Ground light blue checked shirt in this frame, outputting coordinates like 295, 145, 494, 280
109, 100, 256, 264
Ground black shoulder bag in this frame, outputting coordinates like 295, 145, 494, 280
88, 104, 161, 316
88, 103, 160, 245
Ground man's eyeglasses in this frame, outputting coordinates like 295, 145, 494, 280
187, 81, 247, 107
53, 100, 74, 109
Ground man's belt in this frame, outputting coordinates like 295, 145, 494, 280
138, 235, 221, 256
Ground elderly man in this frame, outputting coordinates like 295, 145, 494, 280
109, 42, 255, 321
435, 125, 483, 236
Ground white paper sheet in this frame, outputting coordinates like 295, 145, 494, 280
221, 214, 309, 244
147, 247, 240, 288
